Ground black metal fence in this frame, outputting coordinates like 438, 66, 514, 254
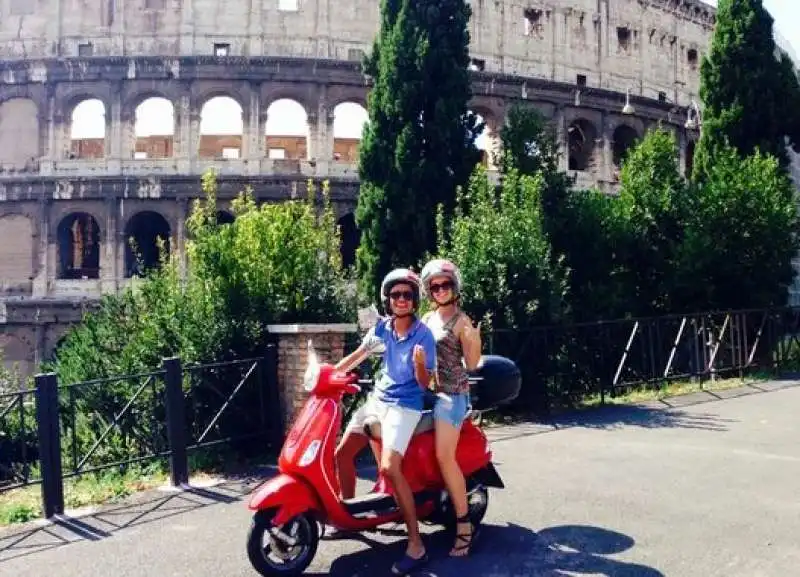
485, 307, 800, 412
4, 307, 800, 519
1, 345, 280, 518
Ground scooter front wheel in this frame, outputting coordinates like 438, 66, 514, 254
247, 509, 319, 577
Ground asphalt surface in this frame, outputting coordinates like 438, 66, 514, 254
2, 379, 799, 577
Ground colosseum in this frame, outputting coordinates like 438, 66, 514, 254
0, 0, 785, 377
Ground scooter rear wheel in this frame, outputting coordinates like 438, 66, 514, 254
247, 509, 319, 577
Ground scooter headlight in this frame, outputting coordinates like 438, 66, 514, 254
303, 340, 322, 392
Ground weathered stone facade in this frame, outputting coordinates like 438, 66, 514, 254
0, 0, 719, 375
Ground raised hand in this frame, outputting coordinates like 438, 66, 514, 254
461, 319, 482, 346
413, 344, 426, 367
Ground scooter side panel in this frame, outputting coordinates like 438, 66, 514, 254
455, 420, 493, 476
247, 473, 322, 525
399, 420, 492, 488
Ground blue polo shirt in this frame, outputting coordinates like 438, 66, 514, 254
362, 317, 437, 411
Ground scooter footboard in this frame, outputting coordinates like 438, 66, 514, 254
248, 473, 321, 526
470, 462, 505, 489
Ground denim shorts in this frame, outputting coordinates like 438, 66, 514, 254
433, 392, 471, 428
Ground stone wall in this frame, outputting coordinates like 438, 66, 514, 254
0, 0, 714, 106
268, 323, 358, 428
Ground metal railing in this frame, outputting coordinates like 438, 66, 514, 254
485, 307, 800, 411
0, 387, 40, 492
4, 307, 800, 518
0, 345, 280, 518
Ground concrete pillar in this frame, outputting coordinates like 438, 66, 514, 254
32, 201, 51, 297
174, 91, 192, 171
247, 0, 264, 56
188, 111, 201, 170
179, 0, 195, 54
40, 91, 58, 174
101, 197, 119, 294
602, 115, 614, 182
554, 107, 567, 172
108, 88, 123, 172
247, 85, 263, 168
267, 323, 358, 425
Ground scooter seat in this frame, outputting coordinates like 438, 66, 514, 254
363, 410, 436, 441
413, 412, 435, 435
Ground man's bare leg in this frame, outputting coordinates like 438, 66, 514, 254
335, 431, 368, 500
381, 449, 425, 560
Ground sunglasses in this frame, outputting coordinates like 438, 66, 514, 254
429, 281, 454, 294
389, 290, 414, 301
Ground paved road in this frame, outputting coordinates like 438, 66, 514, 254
2, 380, 800, 576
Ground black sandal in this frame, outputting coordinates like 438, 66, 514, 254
450, 514, 477, 557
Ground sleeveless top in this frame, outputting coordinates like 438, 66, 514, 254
427, 311, 471, 395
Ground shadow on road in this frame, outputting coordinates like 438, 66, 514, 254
486, 381, 800, 444
0, 479, 255, 563
313, 523, 664, 576
553, 402, 735, 432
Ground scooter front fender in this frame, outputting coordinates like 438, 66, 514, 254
248, 473, 321, 526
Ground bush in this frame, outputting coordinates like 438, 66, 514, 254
435, 165, 568, 331
47, 172, 354, 468
614, 128, 688, 317
675, 144, 800, 312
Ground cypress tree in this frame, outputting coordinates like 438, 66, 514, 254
693, 0, 800, 181
354, 0, 483, 302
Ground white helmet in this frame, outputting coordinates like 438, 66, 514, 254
380, 268, 422, 314
420, 258, 462, 298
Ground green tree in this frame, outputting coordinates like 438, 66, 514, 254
498, 104, 573, 239
616, 128, 688, 316
676, 145, 799, 311
355, 0, 483, 302
693, 0, 800, 181
497, 103, 628, 322
435, 165, 567, 331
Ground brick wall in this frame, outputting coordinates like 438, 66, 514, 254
268, 323, 358, 427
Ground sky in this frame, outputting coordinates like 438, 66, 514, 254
71, 1, 799, 144
703, 0, 800, 58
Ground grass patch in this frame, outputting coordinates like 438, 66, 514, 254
0, 462, 170, 527
0, 449, 264, 528
579, 373, 768, 408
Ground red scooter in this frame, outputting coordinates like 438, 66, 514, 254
245, 342, 521, 576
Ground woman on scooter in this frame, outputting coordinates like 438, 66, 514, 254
333, 268, 437, 574
420, 258, 483, 557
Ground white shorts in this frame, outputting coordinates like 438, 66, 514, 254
344, 394, 422, 456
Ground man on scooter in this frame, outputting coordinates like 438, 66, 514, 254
334, 268, 437, 574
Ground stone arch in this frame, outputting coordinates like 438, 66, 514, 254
134, 97, 175, 159
328, 89, 369, 112
686, 139, 697, 177
216, 210, 235, 225
612, 124, 640, 168
332, 102, 368, 162
0, 332, 34, 376
265, 98, 309, 160
469, 107, 497, 167
0, 214, 34, 291
70, 98, 106, 159
199, 95, 244, 159
124, 211, 171, 277
337, 212, 359, 269
57, 213, 101, 280
0, 98, 39, 168
567, 118, 598, 171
